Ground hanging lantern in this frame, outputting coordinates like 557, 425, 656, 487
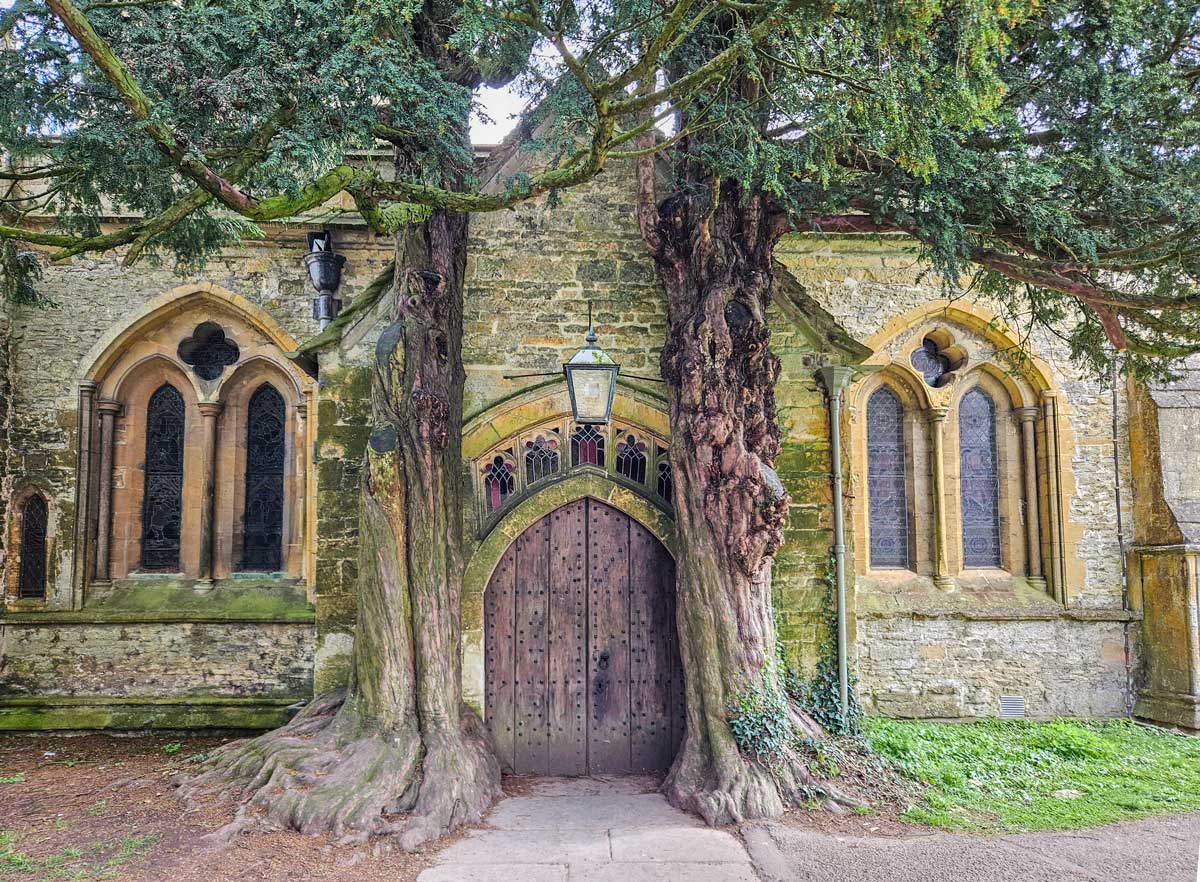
563, 306, 619, 424
303, 229, 346, 330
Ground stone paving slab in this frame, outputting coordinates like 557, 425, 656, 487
487, 793, 704, 832
608, 827, 750, 863
435, 828, 613, 864
417, 777, 752, 882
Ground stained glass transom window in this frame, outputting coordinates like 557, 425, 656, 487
483, 455, 515, 513
571, 424, 605, 468
615, 434, 648, 484
656, 460, 674, 503
242, 384, 286, 571
524, 435, 560, 485
141, 384, 185, 571
866, 387, 910, 568
959, 387, 1002, 567
18, 494, 48, 599
178, 322, 240, 381
910, 339, 950, 386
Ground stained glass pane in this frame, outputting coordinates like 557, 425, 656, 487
571, 424, 605, 468
141, 384, 185, 571
615, 433, 648, 484
866, 387, 910, 568
910, 339, 949, 386
656, 460, 673, 503
242, 384, 286, 571
959, 387, 1002, 567
524, 434, 560, 485
483, 455, 515, 513
18, 494, 47, 599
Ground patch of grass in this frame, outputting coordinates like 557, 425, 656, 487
0, 775, 24, 786
865, 717, 1200, 832
0, 830, 158, 880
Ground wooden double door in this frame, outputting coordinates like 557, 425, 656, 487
484, 498, 685, 776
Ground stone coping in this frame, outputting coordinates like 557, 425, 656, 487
1, 577, 315, 625
0, 695, 305, 731
858, 606, 1138, 623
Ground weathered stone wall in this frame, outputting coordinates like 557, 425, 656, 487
857, 613, 1130, 719
776, 235, 1136, 719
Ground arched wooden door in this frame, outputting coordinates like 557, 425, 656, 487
484, 498, 684, 776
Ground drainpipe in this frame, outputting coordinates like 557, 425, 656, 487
817, 365, 866, 720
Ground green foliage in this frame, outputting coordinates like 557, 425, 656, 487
867, 717, 1200, 831
0, 773, 24, 785
0, 829, 158, 880
161, 742, 182, 756
728, 665, 793, 767
781, 560, 862, 737
0, 241, 50, 307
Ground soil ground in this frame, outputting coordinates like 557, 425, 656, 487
0, 733, 451, 882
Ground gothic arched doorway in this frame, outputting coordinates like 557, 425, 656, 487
484, 498, 684, 776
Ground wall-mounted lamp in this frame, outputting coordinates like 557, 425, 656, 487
303, 230, 346, 330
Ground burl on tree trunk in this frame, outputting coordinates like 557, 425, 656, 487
639, 172, 858, 825
179, 209, 499, 849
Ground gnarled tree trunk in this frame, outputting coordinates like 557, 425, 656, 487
179, 206, 499, 849
639, 170, 855, 825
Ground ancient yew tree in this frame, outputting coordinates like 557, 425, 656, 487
4, 0, 1200, 842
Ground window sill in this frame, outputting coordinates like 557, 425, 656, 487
2, 577, 314, 625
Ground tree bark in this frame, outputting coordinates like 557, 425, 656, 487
640, 173, 855, 825
179, 206, 499, 849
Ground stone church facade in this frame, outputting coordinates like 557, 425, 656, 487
0, 154, 1195, 740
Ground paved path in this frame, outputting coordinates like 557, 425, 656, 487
417, 777, 756, 882
743, 811, 1200, 882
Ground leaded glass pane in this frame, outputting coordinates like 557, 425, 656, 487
524, 434, 560, 485
483, 455, 515, 513
571, 424, 605, 467
615, 433, 648, 484
866, 387, 910, 568
959, 387, 1002, 567
242, 384, 286, 571
911, 339, 949, 386
178, 322, 240, 381
18, 494, 47, 599
141, 384, 185, 571
656, 459, 673, 504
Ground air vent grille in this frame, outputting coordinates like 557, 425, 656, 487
999, 695, 1026, 719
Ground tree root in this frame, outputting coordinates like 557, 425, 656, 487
176, 689, 501, 850
662, 702, 867, 826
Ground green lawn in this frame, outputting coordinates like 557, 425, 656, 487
864, 717, 1200, 832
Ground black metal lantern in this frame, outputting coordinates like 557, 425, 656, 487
563, 307, 619, 424
303, 230, 346, 330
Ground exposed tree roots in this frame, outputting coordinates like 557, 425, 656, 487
663, 701, 863, 826
176, 689, 500, 850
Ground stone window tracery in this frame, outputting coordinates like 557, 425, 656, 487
18, 494, 48, 599
242, 384, 286, 571
571, 424, 605, 468
524, 434, 560, 485
482, 454, 516, 513
178, 322, 240, 381
140, 383, 186, 571
615, 433, 648, 484
959, 387, 1002, 568
866, 387, 910, 569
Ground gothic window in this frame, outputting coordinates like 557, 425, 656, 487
242, 384, 286, 571
482, 455, 515, 513
866, 387, 911, 568
911, 338, 950, 386
18, 494, 48, 599
140, 384, 185, 571
178, 322, 240, 381
615, 433, 648, 484
959, 387, 1002, 567
571, 424, 605, 468
656, 459, 674, 503
524, 434, 560, 485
